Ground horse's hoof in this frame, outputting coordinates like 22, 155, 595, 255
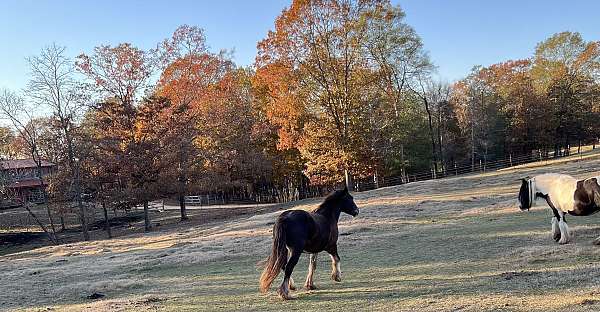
558, 239, 569, 245
278, 293, 294, 300
277, 288, 293, 300
289, 285, 296, 291
593, 238, 600, 245
553, 234, 561, 242
331, 273, 342, 282
304, 284, 316, 290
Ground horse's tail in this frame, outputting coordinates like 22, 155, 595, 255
259, 218, 287, 293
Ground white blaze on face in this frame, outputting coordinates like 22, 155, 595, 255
529, 178, 536, 207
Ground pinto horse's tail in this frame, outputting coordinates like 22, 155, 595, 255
259, 218, 287, 293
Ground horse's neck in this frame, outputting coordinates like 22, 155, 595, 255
314, 204, 341, 222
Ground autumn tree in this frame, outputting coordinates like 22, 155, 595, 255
451, 68, 505, 170
257, 0, 425, 187
0, 126, 18, 159
27, 44, 91, 240
532, 32, 600, 154
0, 89, 58, 243
76, 43, 157, 231
155, 25, 229, 220
131, 96, 170, 231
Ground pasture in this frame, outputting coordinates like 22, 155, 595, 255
4, 152, 600, 311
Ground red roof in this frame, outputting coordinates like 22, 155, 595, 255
6, 178, 46, 188
0, 159, 55, 170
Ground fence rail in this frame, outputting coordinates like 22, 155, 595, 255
178, 146, 597, 206
354, 146, 594, 192
184, 194, 226, 206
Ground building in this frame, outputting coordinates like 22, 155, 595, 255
0, 159, 55, 207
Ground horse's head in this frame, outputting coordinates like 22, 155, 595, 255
518, 177, 532, 211
338, 186, 359, 217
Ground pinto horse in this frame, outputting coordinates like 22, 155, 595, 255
259, 187, 359, 299
518, 173, 600, 244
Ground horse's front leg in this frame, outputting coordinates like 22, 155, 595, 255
557, 211, 571, 244
304, 253, 318, 290
551, 216, 561, 242
288, 276, 296, 290
549, 204, 570, 244
327, 245, 342, 282
278, 248, 301, 300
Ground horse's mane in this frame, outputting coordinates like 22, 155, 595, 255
311, 190, 344, 213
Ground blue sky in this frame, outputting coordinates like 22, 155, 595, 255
0, 0, 598, 90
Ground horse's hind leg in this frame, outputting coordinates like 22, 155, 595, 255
278, 248, 301, 300
304, 253, 318, 290
285, 249, 297, 290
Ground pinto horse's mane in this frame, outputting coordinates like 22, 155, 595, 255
311, 189, 346, 213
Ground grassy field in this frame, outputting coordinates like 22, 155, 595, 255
4, 151, 600, 311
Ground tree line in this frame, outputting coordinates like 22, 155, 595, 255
0, 0, 598, 241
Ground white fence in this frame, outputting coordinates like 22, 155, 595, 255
184, 194, 225, 206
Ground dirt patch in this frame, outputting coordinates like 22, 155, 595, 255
499, 271, 539, 280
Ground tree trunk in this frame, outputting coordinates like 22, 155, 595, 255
60, 213, 66, 232
483, 146, 488, 172
76, 194, 89, 241
373, 169, 379, 189
178, 181, 188, 221
102, 201, 112, 239
423, 97, 438, 173
23, 204, 57, 244
344, 169, 353, 192
45, 204, 57, 239
62, 120, 89, 241
471, 124, 475, 171
31, 157, 58, 244
143, 200, 151, 232
437, 116, 444, 171
400, 144, 406, 183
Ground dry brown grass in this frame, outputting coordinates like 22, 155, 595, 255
4, 150, 600, 311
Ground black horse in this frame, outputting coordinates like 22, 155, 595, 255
259, 187, 359, 299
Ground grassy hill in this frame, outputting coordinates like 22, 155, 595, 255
4, 151, 600, 311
